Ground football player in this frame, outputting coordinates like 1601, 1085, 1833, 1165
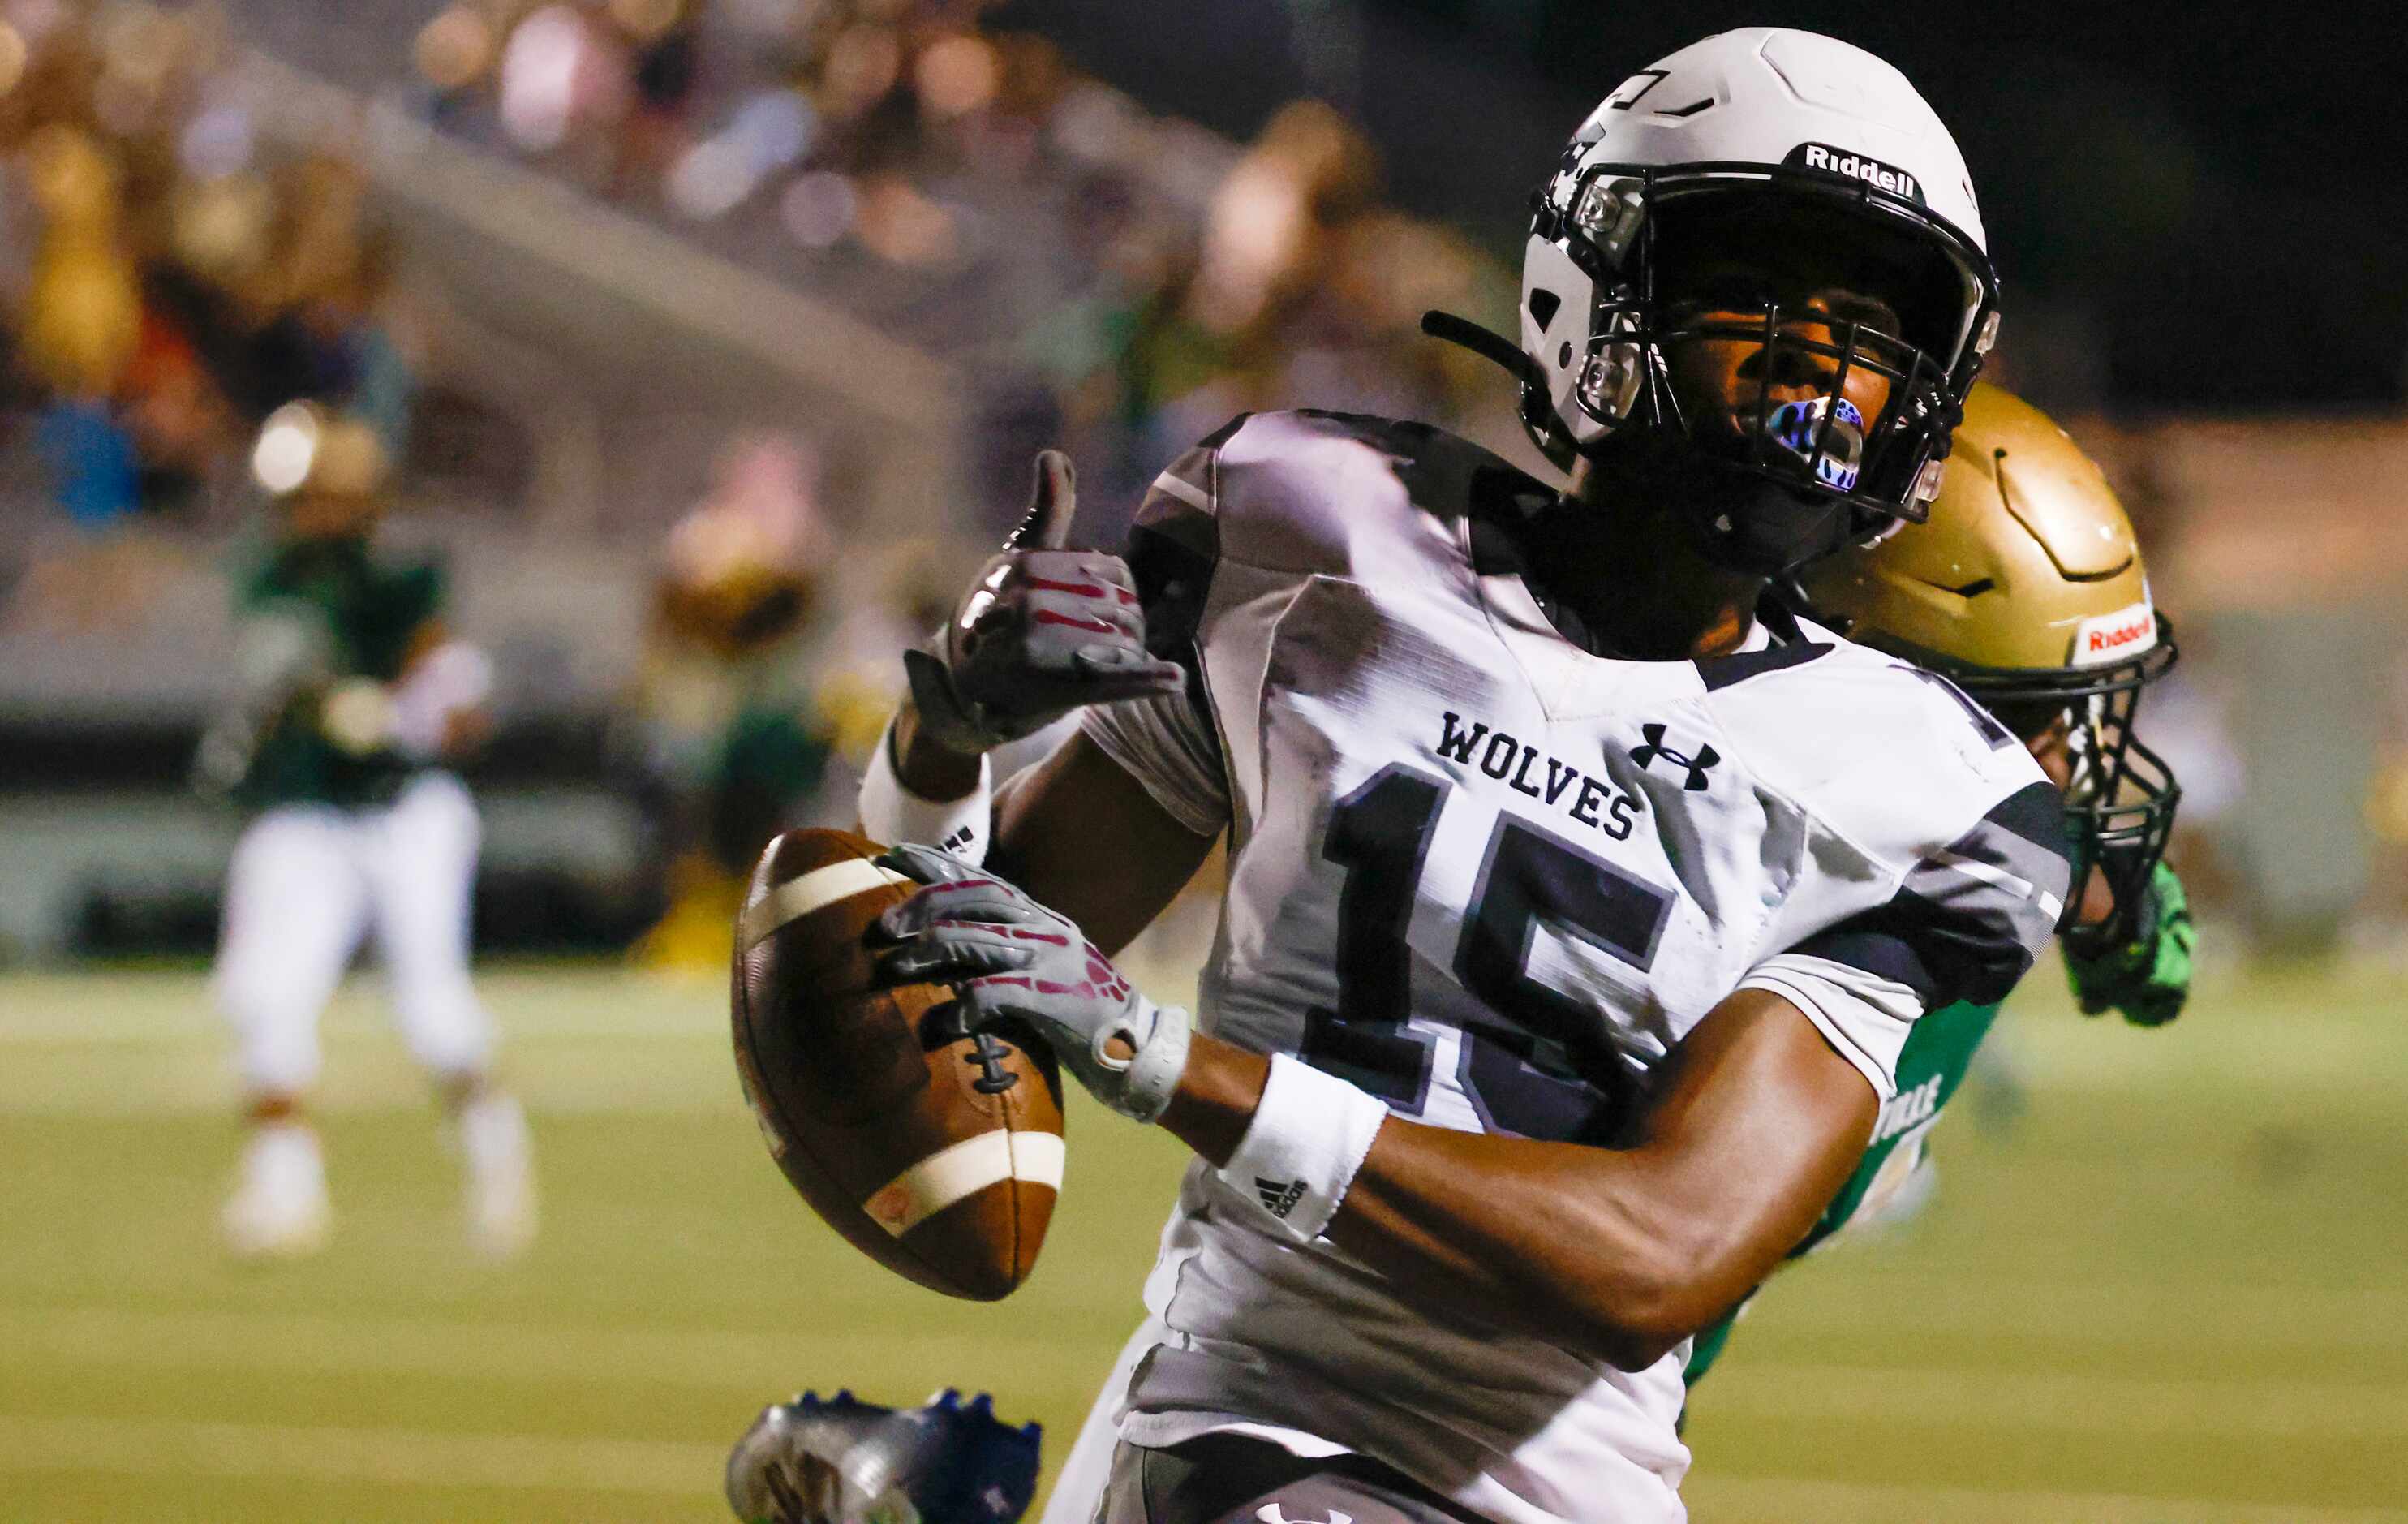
199, 403, 535, 1260
861, 28, 2049, 1524
1677, 380, 2191, 1390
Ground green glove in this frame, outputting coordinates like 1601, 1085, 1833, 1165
2065, 862, 2195, 1027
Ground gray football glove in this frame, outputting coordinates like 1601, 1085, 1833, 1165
873, 843, 1191, 1124
901, 450, 1185, 757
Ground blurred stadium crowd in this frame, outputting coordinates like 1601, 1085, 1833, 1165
0, 0, 2400, 967
0, 3, 400, 534
0, 0, 1507, 965
0, 0, 1507, 534
404, 0, 1505, 514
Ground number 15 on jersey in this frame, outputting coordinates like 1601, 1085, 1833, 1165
1297, 764, 1676, 1147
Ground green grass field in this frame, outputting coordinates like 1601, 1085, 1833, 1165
2, 957, 2403, 1522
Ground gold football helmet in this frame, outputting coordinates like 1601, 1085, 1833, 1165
1797, 382, 2178, 953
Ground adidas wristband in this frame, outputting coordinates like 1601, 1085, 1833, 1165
858, 717, 991, 863
1217, 1053, 1390, 1242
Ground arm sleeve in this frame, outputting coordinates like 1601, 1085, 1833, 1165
1737, 954, 1925, 1102
1747, 779, 2073, 1098
1078, 433, 1236, 837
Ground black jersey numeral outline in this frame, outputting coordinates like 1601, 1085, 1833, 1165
1296, 765, 1675, 1142
1296, 764, 1448, 1109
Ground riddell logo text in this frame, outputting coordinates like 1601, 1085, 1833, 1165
1787, 143, 1922, 203
2085, 614, 2152, 655
2070, 602, 2156, 667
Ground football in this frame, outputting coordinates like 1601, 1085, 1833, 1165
731, 827, 1064, 1300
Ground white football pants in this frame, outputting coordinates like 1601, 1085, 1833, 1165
214, 772, 493, 1096
1042, 1320, 1151, 1524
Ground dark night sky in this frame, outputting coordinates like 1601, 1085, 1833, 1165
998, 0, 2408, 410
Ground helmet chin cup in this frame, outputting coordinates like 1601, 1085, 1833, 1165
1692, 489, 1857, 579
1620, 442, 1861, 579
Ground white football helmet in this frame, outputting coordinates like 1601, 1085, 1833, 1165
1515, 27, 2000, 536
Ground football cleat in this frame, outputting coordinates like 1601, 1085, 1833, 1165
222, 1125, 332, 1261
725, 1388, 1040, 1524
461, 1093, 538, 1260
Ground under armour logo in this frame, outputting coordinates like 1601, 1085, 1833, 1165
1630, 723, 1719, 790
1259, 1506, 1352, 1524
1255, 1177, 1307, 1219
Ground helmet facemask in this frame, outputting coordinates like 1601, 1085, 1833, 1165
1534, 165, 1998, 575
1955, 630, 2182, 957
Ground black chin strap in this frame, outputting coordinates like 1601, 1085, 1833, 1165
1421, 310, 1582, 471
1419, 310, 1546, 390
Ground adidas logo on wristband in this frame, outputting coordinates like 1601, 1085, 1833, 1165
1255, 1177, 1308, 1219
1222, 1055, 1391, 1242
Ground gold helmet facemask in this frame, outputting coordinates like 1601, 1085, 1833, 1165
1795, 383, 2178, 955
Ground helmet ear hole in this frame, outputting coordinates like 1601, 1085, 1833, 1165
1527, 289, 1562, 332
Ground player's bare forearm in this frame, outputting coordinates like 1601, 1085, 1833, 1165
870, 709, 1215, 955
1157, 989, 1876, 1371
991, 731, 1217, 955
1155, 1036, 1271, 1164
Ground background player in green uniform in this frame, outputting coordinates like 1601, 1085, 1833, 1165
199, 403, 535, 1260
1684, 382, 2194, 1386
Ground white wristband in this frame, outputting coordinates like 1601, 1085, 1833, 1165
858, 717, 992, 863
1218, 1053, 1389, 1242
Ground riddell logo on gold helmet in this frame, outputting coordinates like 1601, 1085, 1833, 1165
2071, 603, 2157, 666
1785, 142, 1924, 204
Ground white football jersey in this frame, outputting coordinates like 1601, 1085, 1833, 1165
1061, 411, 2070, 1524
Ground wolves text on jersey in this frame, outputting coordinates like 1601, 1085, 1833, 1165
1434, 710, 1642, 842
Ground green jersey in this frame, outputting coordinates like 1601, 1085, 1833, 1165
227, 534, 445, 812
1683, 996, 2002, 1387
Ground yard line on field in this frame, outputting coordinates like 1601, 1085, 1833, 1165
0, 1304, 1069, 1390
0, 1048, 744, 1117
0, 1412, 720, 1495
1688, 1473, 2408, 1524
0, 1010, 723, 1044
1735, 1272, 2408, 1352
12, 1268, 2397, 1358
0, 1089, 739, 1119
1695, 1359, 2408, 1440
0, 1077, 741, 1119
17, 1306, 2405, 1441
